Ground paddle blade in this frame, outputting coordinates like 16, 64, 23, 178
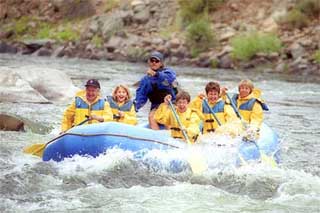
23, 143, 46, 157
260, 153, 277, 168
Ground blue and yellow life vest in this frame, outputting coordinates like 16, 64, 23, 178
231, 94, 269, 111
74, 97, 106, 125
106, 96, 136, 122
75, 97, 105, 110
106, 96, 134, 112
201, 100, 226, 133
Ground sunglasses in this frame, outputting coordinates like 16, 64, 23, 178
149, 58, 160, 63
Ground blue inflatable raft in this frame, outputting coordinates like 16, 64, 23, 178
42, 122, 280, 165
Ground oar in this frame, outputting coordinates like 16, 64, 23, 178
225, 93, 277, 167
23, 117, 90, 157
168, 100, 191, 144
168, 100, 207, 174
203, 99, 222, 126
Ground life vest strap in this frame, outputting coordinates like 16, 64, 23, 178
170, 127, 181, 132
205, 119, 214, 123
173, 136, 183, 139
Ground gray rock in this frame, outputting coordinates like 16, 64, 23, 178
99, 12, 125, 40
105, 36, 123, 52
0, 69, 49, 103
288, 43, 306, 59
16, 66, 80, 103
0, 42, 18, 54
218, 54, 234, 69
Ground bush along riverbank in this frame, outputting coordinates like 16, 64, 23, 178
0, 0, 319, 75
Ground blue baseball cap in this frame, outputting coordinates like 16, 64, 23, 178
149, 51, 164, 62
85, 79, 100, 88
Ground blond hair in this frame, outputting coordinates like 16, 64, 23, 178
112, 84, 131, 102
238, 79, 254, 93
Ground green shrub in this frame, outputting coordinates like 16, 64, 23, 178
296, 0, 320, 17
313, 50, 320, 64
8, 16, 34, 36
186, 19, 214, 57
278, 0, 319, 30
178, 0, 207, 26
279, 9, 309, 29
210, 58, 219, 68
36, 23, 52, 39
91, 35, 103, 48
231, 32, 282, 61
15, 17, 31, 35
104, 0, 120, 12
207, 0, 225, 12
54, 29, 80, 42
178, 0, 225, 26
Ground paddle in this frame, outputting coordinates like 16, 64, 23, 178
225, 93, 277, 167
23, 117, 90, 157
168, 100, 191, 144
167, 100, 207, 174
202, 99, 222, 126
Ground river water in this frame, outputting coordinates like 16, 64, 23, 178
0, 54, 319, 212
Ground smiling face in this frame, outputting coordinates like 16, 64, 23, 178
239, 85, 252, 98
207, 90, 219, 103
86, 86, 100, 103
115, 86, 128, 103
176, 98, 189, 113
148, 57, 162, 71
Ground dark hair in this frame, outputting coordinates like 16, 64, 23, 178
176, 91, 190, 103
205, 81, 220, 94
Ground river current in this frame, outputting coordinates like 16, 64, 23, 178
0, 54, 319, 212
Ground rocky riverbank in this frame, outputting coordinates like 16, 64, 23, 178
0, 0, 319, 75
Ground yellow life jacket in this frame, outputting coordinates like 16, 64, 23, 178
169, 108, 200, 143
201, 100, 227, 134
61, 90, 112, 131
106, 96, 137, 125
232, 93, 268, 127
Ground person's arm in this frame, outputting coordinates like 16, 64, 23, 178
119, 104, 138, 125
250, 102, 264, 128
61, 101, 76, 132
189, 94, 204, 111
101, 101, 113, 122
154, 102, 171, 126
156, 67, 176, 84
186, 111, 201, 142
224, 104, 239, 123
135, 76, 149, 111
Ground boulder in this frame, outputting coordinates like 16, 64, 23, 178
0, 113, 52, 134
0, 68, 49, 103
16, 66, 80, 103
0, 42, 18, 54
0, 114, 24, 131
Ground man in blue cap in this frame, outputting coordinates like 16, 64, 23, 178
135, 51, 178, 129
61, 79, 113, 133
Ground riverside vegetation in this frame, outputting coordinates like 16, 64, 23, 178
0, 0, 319, 75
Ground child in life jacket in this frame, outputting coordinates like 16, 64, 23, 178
106, 84, 137, 125
154, 91, 201, 143
228, 79, 269, 140
190, 81, 238, 135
